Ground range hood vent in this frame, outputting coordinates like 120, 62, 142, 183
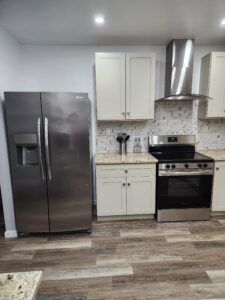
157, 39, 211, 101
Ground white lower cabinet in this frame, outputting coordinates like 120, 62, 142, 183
212, 162, 225, 211
96, 164, 156, 218
126, 176, 155, 215
97, 177, 127, 216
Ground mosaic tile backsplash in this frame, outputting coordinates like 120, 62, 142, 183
96, 101, 225, 154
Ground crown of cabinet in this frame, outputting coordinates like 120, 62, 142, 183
95, 52, 156, 121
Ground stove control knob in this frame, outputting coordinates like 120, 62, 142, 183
171, 164, 176, 169
184, 163, 189, 168
166, 164, 170, 169
203, 163, 208, 168
198, 163, 202, 168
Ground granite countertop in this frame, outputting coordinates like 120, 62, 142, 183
0, 271, 42, 300
95, 153, 157, 165
199, 149, 225, 162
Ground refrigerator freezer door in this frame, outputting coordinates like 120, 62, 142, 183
41, 92, 92, 232
4, 92, 49, 233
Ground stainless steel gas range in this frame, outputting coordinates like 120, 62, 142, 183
149, 135, 214, 222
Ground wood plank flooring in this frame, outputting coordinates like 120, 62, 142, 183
1, 218, 225, 299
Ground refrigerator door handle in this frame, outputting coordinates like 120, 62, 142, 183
44, 117, 52, 180
37, 117, 45, 180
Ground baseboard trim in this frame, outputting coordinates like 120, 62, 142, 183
97, 215, 154, 221
4, 230, 18, 238
211, 211, 225, 216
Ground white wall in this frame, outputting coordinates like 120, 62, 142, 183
19, 44, 225, 152
0, 26, 21, 238
19, 44, 225, 103
0, 28, 21, 93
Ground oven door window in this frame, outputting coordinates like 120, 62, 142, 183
157, 175, 213, 209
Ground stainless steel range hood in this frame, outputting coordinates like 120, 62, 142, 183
157, 39, 211, 101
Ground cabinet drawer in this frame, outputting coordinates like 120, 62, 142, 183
96, 167, 125, 178
126, 166, 155, 177
96, 164, 155, 178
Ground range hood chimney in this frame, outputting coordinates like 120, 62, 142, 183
157, 39, 210, 101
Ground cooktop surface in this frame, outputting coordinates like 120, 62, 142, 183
149, 151, 214, 163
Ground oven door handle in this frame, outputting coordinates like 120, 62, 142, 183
159, 169, 214, 176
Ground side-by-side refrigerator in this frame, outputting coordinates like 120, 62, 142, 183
4, 92, 92, 233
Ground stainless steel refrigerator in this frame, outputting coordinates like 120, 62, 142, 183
4, 92, 92, 233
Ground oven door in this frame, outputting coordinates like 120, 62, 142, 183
157, 172, 213, 209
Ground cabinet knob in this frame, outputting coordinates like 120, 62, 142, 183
122, 112, 125, 116
216, 167, 219, 170
128, 183, 130, 186
127, 112, 130, 116
125, 170, 128, 173
123, 183, 126, 186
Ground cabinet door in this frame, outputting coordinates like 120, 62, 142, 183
95, 53, 125, 120
126, 53, 155, 120
207, 53, 225, 118
97, 177, 127, 216
127, 176, 155, 215
212, 163, 225, 211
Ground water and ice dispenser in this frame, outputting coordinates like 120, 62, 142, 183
14, 134, 39, 166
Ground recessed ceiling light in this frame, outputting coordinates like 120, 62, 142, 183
221, 19, 225, 26
94, 15, 105, 25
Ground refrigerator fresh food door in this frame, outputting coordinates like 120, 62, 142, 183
41, 92, 92, 232
4, 92, 49, 233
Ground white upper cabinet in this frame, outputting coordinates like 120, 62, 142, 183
126, 53, 155, 120
95, 52, 156, 121
95, 53, 125, 120
198, 52, 225, 118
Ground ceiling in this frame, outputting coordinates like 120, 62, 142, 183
0, 0, 225, 45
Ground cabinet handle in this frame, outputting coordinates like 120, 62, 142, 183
123, 183, 126, 186
125, 170, 128, 173
128, 183, 130, 186
216, 167, 219, 170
